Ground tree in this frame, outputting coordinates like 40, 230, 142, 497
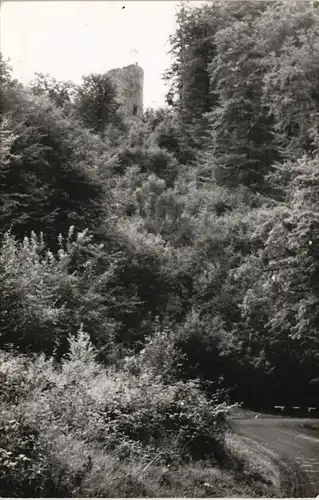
0, 53, 20, 115
29, 72, 76, 110
202, 6, 276, 189
164, 0, 272, 155
75, 73, 121, 133
260, 0, 319, 160
0, 86, 106, 248
228, 151, 319, 406
164, 3, 222, 149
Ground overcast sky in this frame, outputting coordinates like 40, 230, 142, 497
0, 1, 198, 109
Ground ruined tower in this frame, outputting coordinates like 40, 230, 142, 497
107, 63, 144, 119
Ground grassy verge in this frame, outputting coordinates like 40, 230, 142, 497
224, 432, 281, 497
227, 407, 286, 420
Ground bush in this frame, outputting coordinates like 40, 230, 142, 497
0, 415, 56, 497
0, 330, 230, 496
0, 228, 119, 357
111, 145, 180, 187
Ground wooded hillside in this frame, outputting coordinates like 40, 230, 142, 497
0, 1, 318, 496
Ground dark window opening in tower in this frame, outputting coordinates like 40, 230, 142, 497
133, 105, 138, 115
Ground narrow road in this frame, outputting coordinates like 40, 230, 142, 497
230, 418, 319, 497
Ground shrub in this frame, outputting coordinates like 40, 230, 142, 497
112, 145, 180, 186
0, 228, 120, 357
0, 330, 230, 495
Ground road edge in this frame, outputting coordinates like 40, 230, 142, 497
227, 430, 312, 497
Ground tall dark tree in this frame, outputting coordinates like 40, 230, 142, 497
75, 73, 121, 133
164, 3, 222, 149
203, 3, 276, 189
260, 0, 319, 160
0, 84, 106, 248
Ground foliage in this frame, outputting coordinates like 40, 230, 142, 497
0, 55, 21, 115
109, 144, 180, 186
260, 0, 319, 159
0, 333, 231, 496
1, 0, 319, 493
203, 6, 276, 188
229, 153, 319, 405
0, 87, 107, 246
29, 72, 77, 111
0, 228, 124, 358
166, 0, 319, 188
75, 73, 123, 134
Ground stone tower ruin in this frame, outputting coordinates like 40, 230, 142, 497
107, 63, 144, 119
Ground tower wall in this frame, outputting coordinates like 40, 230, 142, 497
108, 63, 144, 119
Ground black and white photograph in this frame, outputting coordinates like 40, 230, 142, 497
0, 0, 319, 497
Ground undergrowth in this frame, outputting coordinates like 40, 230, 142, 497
0, 329, 280, 497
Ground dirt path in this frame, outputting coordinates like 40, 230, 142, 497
230, 418, 319, 497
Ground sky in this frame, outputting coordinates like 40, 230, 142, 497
0, 1, 205, 109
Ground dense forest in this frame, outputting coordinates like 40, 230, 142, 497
0, 0, 318, 496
